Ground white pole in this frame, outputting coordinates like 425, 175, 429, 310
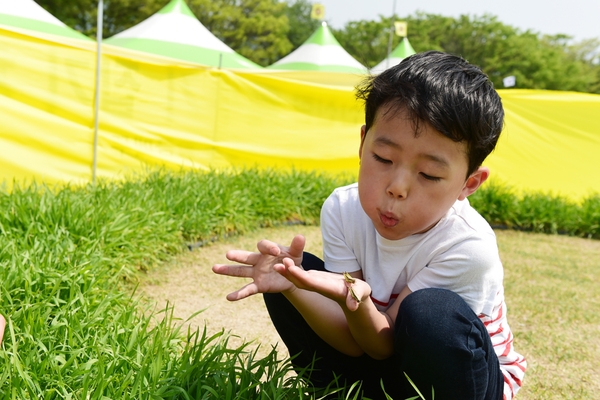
386, 0, 397, 69
92, 0, 103, 184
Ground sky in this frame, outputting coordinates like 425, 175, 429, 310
316, 0, 599, 42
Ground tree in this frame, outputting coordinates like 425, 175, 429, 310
35, 0, 164, 38
333, 13, 456, 69
333, 19, 390, 68
566, 38, 600, 93
419, 15, 592, 91
188, 0, 292, 66
335, 12, 600, 93
284, 0, 321, 51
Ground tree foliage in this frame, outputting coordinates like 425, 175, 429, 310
283, 0, 321, 51
334, 12, 600, 93
33, 1, 600, 92
187, 0, 292, 66
35, 0, 163, 38
333, 19, 392, 68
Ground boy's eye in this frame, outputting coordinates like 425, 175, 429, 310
372, 154, 392, 164
420, 173, 442, 182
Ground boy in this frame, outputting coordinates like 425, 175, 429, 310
213, 51, 526, 399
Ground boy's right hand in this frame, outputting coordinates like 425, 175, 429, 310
212, 235, 305, 301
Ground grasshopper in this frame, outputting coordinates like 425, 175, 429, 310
343, 271, 361, 304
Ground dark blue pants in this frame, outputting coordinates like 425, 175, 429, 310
263, 252, 504, 400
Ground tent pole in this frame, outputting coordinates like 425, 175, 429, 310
92, 0, 103, 184
386, 0, 397, 69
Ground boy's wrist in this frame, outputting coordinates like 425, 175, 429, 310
282, 285, 298, 297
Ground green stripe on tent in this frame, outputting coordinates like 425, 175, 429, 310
304, 24, 342, 46
107, 37, 261, 68
0, 14, 91, 40
269, 61, 366, 74
158, 0, 196, 18
390, 37, 415, 58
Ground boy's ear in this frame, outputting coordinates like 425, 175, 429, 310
358, 125, 367, 159
458, 166, 489, 200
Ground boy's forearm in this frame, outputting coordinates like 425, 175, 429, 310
283, 288, 365, 357
342, 297, 395, 359
283, 288, 395, 359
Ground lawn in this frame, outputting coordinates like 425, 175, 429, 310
1, 169, 598, 398
498, 230, 600, 399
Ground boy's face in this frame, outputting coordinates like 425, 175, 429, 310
358, 106, 488, 241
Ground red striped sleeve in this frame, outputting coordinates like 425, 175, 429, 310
479, 290, 526, 399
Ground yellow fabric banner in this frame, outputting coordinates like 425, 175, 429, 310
486, 90, 600, 199
1, 27, 599, 201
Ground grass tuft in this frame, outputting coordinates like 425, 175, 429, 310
470, 180, 600, 239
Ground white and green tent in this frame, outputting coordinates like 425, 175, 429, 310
105, 0, 260, 69
370, 37, 416, 74
268, 21, 367, 74
0, 0, 90, 41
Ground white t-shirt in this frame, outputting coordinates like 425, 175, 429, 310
320, 183, 526, 399
321, 183, 502, 316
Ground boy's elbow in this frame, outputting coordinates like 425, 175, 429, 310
342, 344, 389, 359
366, 348, 393, 360
343, 347, 365, 358
364, 336, 395, 359
331, 338, 365, 358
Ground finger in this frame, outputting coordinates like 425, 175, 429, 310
280, 258, 320, 289
284, 264, 350, 302
212, 264, 254, 278
289, 235, 306, 258
225, 249, 261, 265
273, 262, 286, 275
284, 258, 317, 281
273, 257, 296, 280
226, 282, 259, 301
346, 291, 360, 312
256, 239, 281, 257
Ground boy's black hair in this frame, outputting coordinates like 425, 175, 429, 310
356, 51, 504, 177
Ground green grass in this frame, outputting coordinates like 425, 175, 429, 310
470, 180, 600, 239
497, 230, 600, 399
0, 168, 353, 398
0, 168, 598, 398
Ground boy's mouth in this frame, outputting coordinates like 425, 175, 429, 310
379, 211, 399, 227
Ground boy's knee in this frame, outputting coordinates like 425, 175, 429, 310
395, 288, 474, 345
400, 288, 465, 319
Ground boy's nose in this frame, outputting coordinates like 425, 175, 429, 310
386, 174, 409, 199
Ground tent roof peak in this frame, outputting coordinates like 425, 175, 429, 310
159, 0, 196, 18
